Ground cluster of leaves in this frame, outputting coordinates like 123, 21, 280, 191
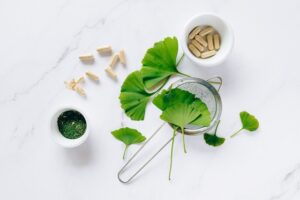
119, 37, 183, 121
112, 36, 261, 181
152, 88, 212, 179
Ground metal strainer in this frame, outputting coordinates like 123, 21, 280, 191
118, 77, 222, 183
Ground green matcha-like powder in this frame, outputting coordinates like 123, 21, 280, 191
57, 110, 87, 139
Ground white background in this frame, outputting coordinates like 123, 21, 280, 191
1, 0, 300, 199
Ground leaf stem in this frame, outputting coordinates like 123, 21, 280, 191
169, 128, 177, 180
176, 53, 185, 66
230, 128, 243, 138
213, 120, 221, 135
181, 127, 187, 153
123, 145, 129, 160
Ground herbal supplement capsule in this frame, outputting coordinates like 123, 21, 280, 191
188, 44, 201, 57
207, 34, 214, 51
76, 77, 85, 84
199, 27, 214, 37
97, 45, 112, 55
79, 54, 94, 62
75, 86, 86, 97
85, 71, 99, 81
191, 39, 205, 52
201, 50, 217, 59
213, 34, 220, 50
188, 26, 202, 40
105, 67, 117, 79
65, 79, 77, 90
109, 54, 119, 68
195, 35, 208, 47
118, 50, 126, 65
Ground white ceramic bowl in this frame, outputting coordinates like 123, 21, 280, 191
50, 106, 89, 148
182, 13, 234, 67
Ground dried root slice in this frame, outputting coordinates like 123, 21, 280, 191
199, 26, 214, 37
201, 50, 216, 58
86, 71, 99, 81
207, 34, 214, 51
109, 54, 119, 68
79, 54, 94, 62
189, 26, 202, 40
97, 45, 112, 55
105, 67, 117, 79
75, 86, 86, 97
118, 50, 126, 65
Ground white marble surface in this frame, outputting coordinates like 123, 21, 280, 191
1, 0, 300, 199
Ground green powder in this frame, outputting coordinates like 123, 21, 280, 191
57, 110, 87, 139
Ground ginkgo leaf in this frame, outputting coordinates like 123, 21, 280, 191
240, 111, 259, 131
230, 111, 259, 138
152, 88, 195, 111
141, 37, 180, 89
203, 120, 225, 147
204, 133, 225, 147
111, 127, 146, 159
119, 71, 152, 121
160, 102, 202, 153
153, 88, 211, 127
189, 99, 211, 127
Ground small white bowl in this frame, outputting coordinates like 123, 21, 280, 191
182, 13, 234, 67
50, 106, 89, 148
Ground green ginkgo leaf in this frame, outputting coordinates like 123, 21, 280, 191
160, 102, 202, 153
141, 37, 180, 89
119, 71, 152, 121
230, 111, 259, 138
240, 111, 259, 131
111, 127, 146, 159
152, 88, 195, 111
153, 88, 211, 127
204, 120, 225, 147
204, 134, 225, 147
189, 99, 211, 127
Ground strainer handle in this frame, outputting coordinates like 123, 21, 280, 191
117, 123, 172, 183
207, 76, 223, 91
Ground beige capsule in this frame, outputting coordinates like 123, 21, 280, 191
195, 35, 208, 47
118, 50, 126, 65
199, 27, 214, 37
65, 79, 77, 90
188, 44, 201, 57
201, 50, 217, 59
75, 86, 86, 97
97, 45, 112, 55
188, 26, 202, 40
109, 54, 119, 68
76, 77, 85, 84
86, 71, 99, 81
207, 34, 214, 51
105, 67, 117, 79
191, 39, 205, 52
213, 34, 220, 50
79, 54, 94, 62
